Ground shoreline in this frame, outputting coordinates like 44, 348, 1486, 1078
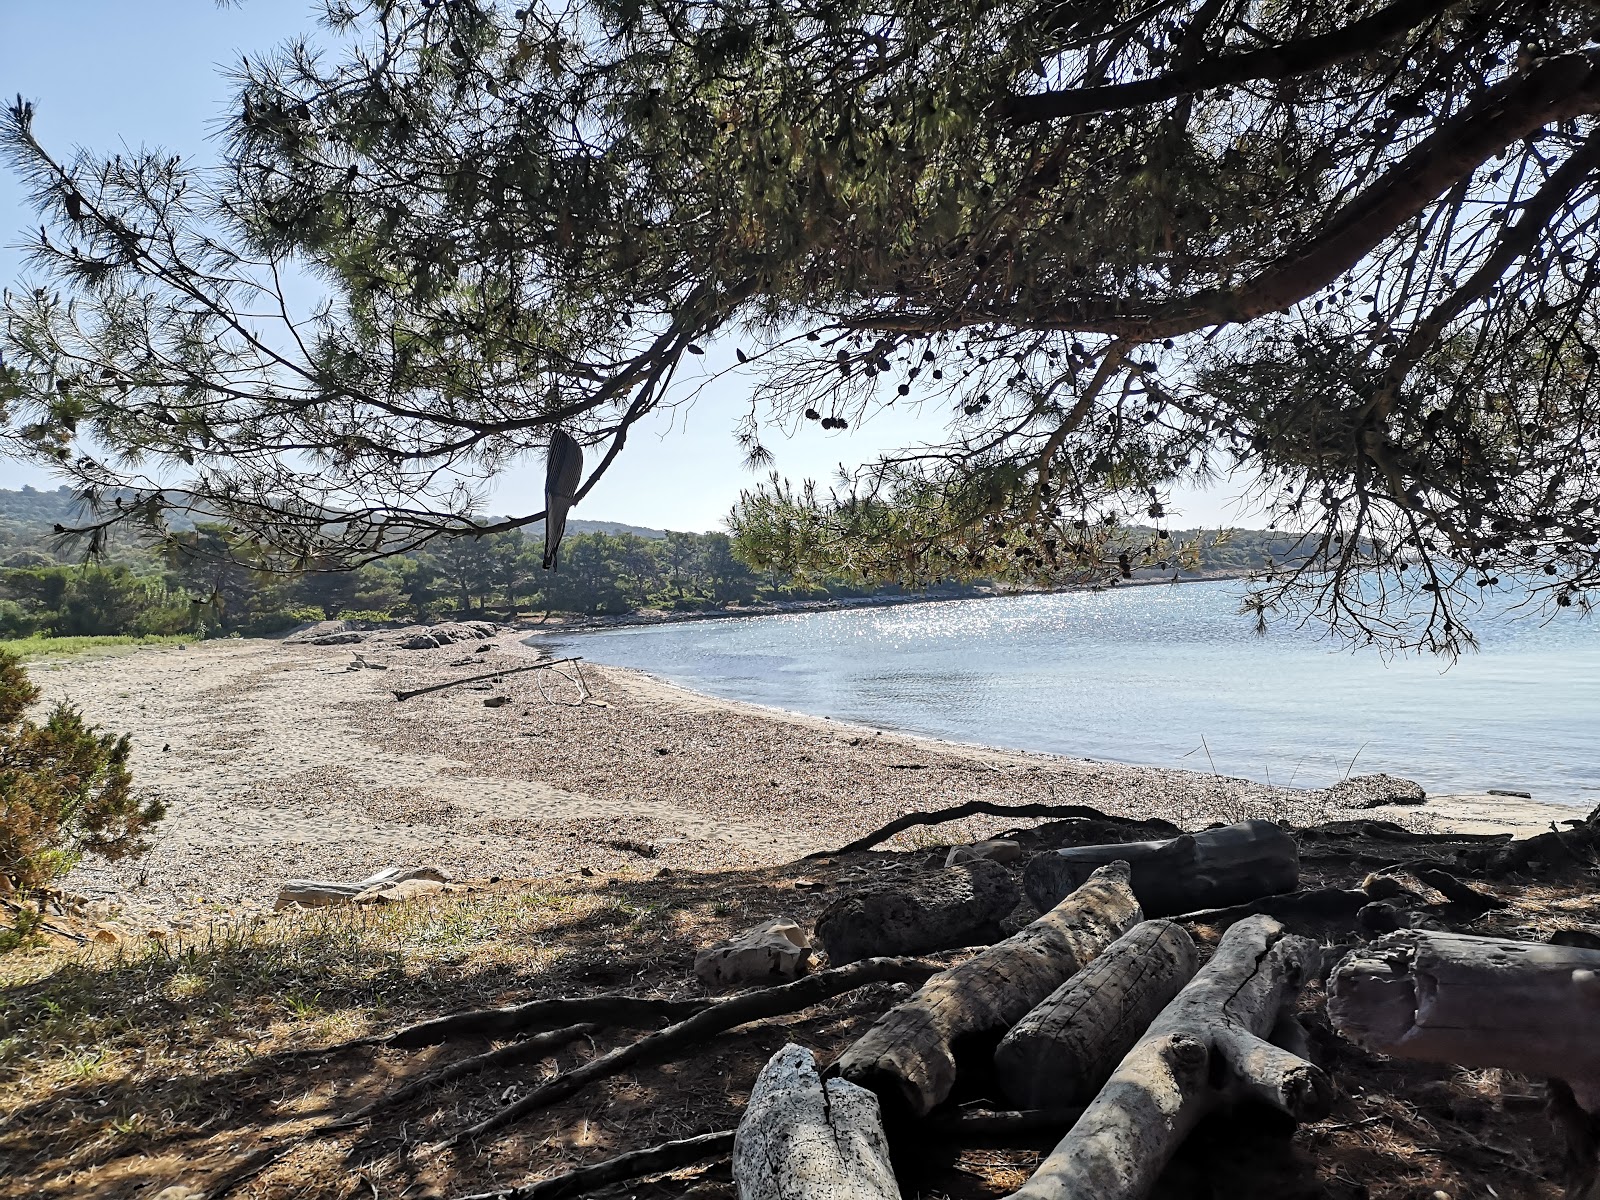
17, 633, 1574, 930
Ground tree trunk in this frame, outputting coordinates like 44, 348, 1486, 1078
1006, 914, 1329, 1200
1024, 819, 1299, 917
835, 861, 1142, 1118
814, 857, 1020, 965
994, 919, 1198, 1110
733, 1043, 900, 1200
1327, 929, 1600, 1106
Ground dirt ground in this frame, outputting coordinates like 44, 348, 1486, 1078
2, 635, 1593, 1200
4, 809, 1596, 1200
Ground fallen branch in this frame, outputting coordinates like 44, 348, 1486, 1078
809, 801, 1175, 858
392, 657, 581, 702
1172, 887, 1370, 927
349, 1023, 597, 1122
439, 956, 942, 1147
448, 1129, 736, 1200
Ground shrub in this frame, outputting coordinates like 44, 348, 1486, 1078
0, 650, 164, 903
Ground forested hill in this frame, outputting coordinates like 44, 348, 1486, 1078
0, 486, 668, 551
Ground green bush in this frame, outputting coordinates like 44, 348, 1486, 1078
0, 600, 36, 639
0, 649, 164, 910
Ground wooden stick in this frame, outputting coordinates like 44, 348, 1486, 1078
809, 801, 1176, 858
384, 995, 710, 1049
447, 1129, 736, 1200
439, 956, 942, 1147
392, 657, 581, 701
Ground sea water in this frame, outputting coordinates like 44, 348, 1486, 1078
543, 581, 1600, 803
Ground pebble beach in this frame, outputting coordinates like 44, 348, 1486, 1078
31, 629, 1577, 928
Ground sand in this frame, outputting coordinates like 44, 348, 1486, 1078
26, 632, 1578, 926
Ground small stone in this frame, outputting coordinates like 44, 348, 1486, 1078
579, 866, 595, 877
695, 918, 813, 988
93, 928, 119, 944
476, 643, 492, 652
944, 838, 1024, 867
484, 695, 510, 707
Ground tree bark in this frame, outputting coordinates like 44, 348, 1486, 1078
835, 861, 1142, 1118
994, 919, 1198, 1110
1327, 930, 1600, 1107
733, 1043, 899, 1200
815, 858, 1020, 965
1005, 914, 1329, 1200
1024, 820, 1299, 917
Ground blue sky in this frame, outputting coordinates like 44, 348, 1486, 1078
0, 1, 1260, 532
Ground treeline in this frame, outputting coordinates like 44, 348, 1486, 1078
0, 496, 862, 637
0, 486, 1304, 640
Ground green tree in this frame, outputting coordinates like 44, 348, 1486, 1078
0, 650, 164, 908
5, 2, 1600, 648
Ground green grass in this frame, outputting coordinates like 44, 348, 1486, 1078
0, 633, 195, 660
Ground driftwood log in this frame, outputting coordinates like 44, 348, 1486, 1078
275, 865, 449, 910
1006, 914, 1329, 1200
1024, 819, 1299, 917
1328, 930, 1600, 1104
993, 919, 1198, 1110
733, 1044, 900, 1200
814, 858, 1019, 964
835, 861, 1142, 1117
810, 800, 1179, 858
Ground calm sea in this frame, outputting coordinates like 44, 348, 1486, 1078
543, 581, 1600, 804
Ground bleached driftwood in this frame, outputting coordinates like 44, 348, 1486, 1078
814, 857, 1020, 964
1328, 929, 1600, 1105
733, 1043, 899, 1200
1006, 914, 1328, 1200
275, 865, 449, 910
993, 919, 1198, 1110
836, 861, 1141, 1117
1024, 819, 1299, 917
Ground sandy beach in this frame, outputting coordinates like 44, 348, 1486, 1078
29, 630, 1578, 926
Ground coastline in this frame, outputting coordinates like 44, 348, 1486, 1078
23, 631, 1573, 929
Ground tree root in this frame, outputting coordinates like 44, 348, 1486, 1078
808, 800, 1176, 858
435, 956, 942, 1148
349, 1023, 598, 1122
446, 1129, 736, 1200
384, 995, 710, 1049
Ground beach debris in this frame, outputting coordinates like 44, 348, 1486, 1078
835, 861, 1139, 1117
733, 1044, 899, 1200
1330, 929, 1600, 1194
390, 656, 581, 701
814, 857, 1019, 965
994, 918, 1198, 1110
604, 836, 657, 858
274, 865, 450, 910
944, 837, 1023, 866
1024, 819, 1300, 917
483, 695, 510, 707
1488, 787, 1534, 798
694, 917, 813, 988
1323, 772, 1427, 808
1011, 915, 1327, 1200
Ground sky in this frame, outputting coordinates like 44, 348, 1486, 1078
0, 1, 1264, 533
